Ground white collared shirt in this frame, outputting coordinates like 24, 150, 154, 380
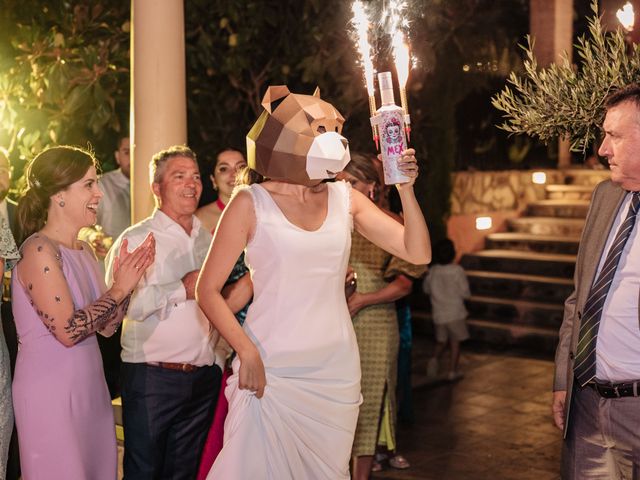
595, 192, 640, 382
97, 168, 131, 239
106, 209, 219, 367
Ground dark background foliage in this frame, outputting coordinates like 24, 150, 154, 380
1, 0, 588, 239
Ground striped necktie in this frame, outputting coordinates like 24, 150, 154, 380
574, 191, 640, 387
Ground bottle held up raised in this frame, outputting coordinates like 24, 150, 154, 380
371, 72, 410, 185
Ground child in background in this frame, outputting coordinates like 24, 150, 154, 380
422, 238, 470, 381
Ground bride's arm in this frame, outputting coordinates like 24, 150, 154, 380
352, 149, 431, 265
196, 189, 266, 397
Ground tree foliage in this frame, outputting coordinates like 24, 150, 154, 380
0, 0, 130, 173
184, 0, 371, 164
0, 0, 528, 237
492, 1, 640, 154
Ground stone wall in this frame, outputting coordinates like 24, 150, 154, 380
450, 169, 564, 215
450, 168, 610, 215
446, 168, 610, 258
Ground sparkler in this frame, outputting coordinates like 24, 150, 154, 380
351, 1, 379, 149
387, 0, 412, 142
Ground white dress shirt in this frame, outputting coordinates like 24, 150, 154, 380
595, 192, 640, 382
106, 209, 221, 367
97, 169, 131, 239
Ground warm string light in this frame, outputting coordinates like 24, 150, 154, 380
351, 1, 379, 148
617, 2, 634, 32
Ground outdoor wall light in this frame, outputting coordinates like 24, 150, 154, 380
475, 216, 492, 230
531, 171, 546, 184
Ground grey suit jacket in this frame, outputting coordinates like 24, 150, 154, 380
553, 179, 628, 434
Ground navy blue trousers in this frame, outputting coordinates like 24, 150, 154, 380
121, 362, 221, 480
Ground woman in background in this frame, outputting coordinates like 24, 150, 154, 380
12, 146, 154, 479
337, 153, 427, 479
196, 149, 247, 233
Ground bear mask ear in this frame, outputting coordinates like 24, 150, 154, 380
312, 87, 321, 98
261, 86, 291, 114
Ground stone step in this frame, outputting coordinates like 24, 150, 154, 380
526, 199, 590, 218
485, 232, 580, 255
466, 270, 574, 303
507, 216, 585, 236
466, 295, 565, 329
545, 184, 594, 201
460, 249, 576, 279
467, 318, 559, 354
562, 168, 610, 186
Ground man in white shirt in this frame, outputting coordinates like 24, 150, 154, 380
97, 136, 131, 243
553, 84, 640, 478
106, 145, 223, 480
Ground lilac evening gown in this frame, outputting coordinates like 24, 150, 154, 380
11, 240, 117, 479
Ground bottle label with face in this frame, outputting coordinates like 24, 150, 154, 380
375, 107, 409, 185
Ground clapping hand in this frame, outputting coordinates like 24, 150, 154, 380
111, 233, 156, 298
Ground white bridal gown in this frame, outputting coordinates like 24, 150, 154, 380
208, 181, 362, 480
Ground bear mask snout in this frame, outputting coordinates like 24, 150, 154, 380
305, 131, 351, 180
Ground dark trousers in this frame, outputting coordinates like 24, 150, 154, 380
121, 362, 222, 480
97, 324, 123, 399
563, 383, 640, 479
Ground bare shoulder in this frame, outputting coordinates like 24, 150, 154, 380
227, 186, 254, 211
221, 187, 256, 231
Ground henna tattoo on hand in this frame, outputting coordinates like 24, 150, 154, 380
63, 293, 119, 343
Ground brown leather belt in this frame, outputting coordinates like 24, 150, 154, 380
146, 361, 201, 373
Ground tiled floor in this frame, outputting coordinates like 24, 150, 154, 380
372, 339, 561, 480
117, 340, 562, 480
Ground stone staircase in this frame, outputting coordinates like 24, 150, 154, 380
414, 169, 609, 355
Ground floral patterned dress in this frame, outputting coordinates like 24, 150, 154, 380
350, 232, 426, 457
0, 218, 20, 480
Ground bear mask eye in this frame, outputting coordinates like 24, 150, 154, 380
317, 125, 326, 134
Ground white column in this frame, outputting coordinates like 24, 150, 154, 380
130, 0, 187, 222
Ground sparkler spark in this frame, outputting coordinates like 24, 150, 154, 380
386, 0, 411, 140
351, 1, 375, 97
351, 1, 379, 147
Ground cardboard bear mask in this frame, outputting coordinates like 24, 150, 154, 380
246, 86, 351, 186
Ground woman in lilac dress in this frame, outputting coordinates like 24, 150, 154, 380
11, 146, 155, 479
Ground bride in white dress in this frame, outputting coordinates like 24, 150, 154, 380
197, 88, 430, 479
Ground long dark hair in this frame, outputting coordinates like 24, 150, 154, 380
17, 146, 97, 244
342, 152, 381, 203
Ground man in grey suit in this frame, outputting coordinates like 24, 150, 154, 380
553, 84, 640, 478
